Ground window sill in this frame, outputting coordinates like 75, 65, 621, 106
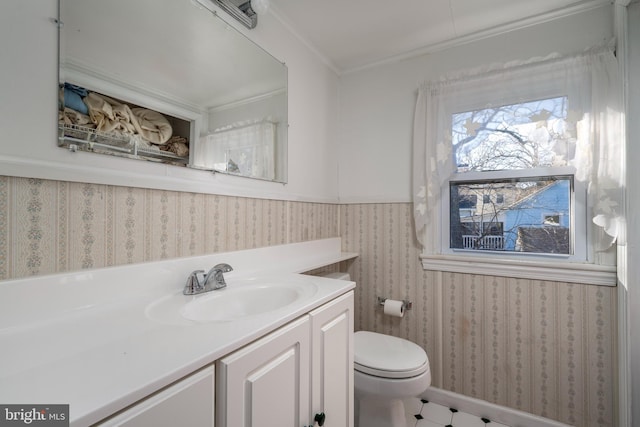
420, 254, 617, 286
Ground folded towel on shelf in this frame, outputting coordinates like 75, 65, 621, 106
63, 83, 89, 115
167, 135, 188, 144
83, 92, 174, 146
59, 107, 93, 127
65, 83, 88, 97
84, 92, 136, 134
130, 108, 173, 145
111, 103, 136, 134
160, 141, 189, 157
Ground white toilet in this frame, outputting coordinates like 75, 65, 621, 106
354, 331, 431, 427
320, 272, 431, 427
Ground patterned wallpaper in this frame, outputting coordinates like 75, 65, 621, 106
0, 176, 617, 426
0, 176, 339, 280
340, 203, 617, 427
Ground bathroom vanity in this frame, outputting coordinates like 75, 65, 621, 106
101, 291, 353, 427
0, 238, 356, 427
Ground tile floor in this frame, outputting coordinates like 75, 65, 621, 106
404, 398, 511, 427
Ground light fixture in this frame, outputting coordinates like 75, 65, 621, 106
250, 0, 269, 15
212, 0, 266, 29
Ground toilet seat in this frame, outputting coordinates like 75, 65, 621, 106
354, 331, 429, 379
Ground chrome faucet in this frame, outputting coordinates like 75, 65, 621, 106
183, 263, 233, 295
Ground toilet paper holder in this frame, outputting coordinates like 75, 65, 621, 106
377, 296, 412, 310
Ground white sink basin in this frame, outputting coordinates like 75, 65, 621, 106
182, 284, 308, 322
145, 276, 318, 324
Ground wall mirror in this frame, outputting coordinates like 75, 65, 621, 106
58, 0, 288, 183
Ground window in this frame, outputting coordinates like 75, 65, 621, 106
447, 96, 578, 257
544, 214, 561, 226
201, 121, 277, 180
451, 176, 572, 254
412, 48, 624, 287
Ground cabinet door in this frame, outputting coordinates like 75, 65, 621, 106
310, 291, 354, 427
216, 316, 311, 427
98, 366, 215, 427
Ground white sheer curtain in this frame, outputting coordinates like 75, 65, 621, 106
201, 120, 276, 180
412, 47, 624, 256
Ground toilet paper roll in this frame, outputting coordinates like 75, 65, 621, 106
383, 299, 404, 318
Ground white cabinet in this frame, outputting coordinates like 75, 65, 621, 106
217, 291, 354, 427
216, 316, 311, 427
98, 366, 215, 427
310, 291, 354, 427
98, 291, 353, 427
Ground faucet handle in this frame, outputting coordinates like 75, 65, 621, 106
213, 263, 233, 273
183, 269, 205, 295
203, 263, 233, 291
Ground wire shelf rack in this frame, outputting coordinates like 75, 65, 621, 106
58, 123, 188, 164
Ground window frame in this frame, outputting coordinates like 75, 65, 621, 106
440, 167, 588, 263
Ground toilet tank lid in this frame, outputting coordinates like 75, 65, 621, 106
354, 331, 428, 373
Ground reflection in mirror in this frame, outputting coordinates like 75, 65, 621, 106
58, 0, 288, 182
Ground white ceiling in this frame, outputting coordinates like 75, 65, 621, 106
268, 0, 611, 73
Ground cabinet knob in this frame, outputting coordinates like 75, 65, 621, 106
314, 412, 326, 426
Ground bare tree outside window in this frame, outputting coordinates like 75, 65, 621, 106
449, 96, 572, 254
452, 96, 571, 172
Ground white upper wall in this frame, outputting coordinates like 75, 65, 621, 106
337, 5, 614, 203
0, 2, 616, 204
0, 0, 340, 203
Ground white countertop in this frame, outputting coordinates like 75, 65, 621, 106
0, 238, 357, 426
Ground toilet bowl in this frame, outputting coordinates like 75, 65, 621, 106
354, 331, 431, 427
319, 273, 431, 427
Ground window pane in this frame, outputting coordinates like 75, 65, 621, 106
451, 96, 570, 172
450, 176, 572, 254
